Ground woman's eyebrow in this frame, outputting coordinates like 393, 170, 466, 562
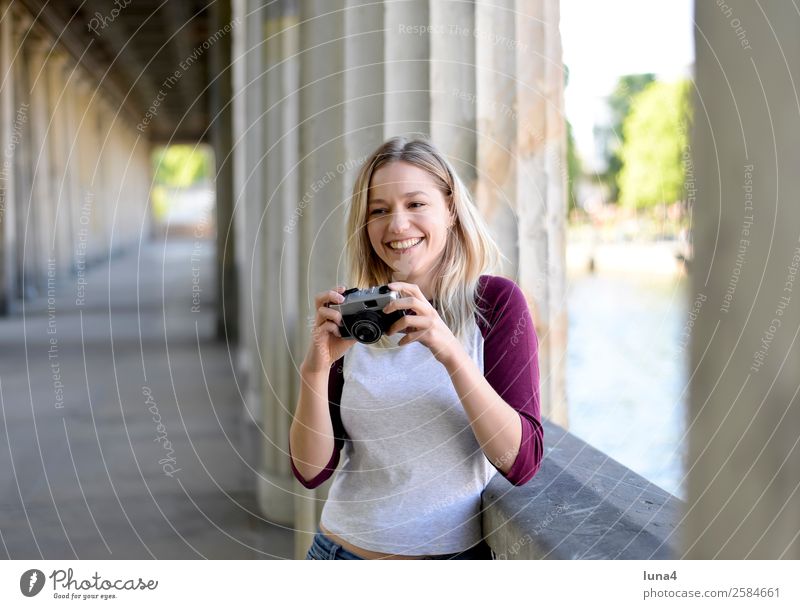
368, 191, 428, 205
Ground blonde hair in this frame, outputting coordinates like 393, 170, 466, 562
345, 136, 503, 348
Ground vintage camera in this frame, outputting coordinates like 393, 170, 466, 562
328, 285, 409, 344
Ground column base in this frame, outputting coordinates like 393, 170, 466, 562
256, 469, 295, 526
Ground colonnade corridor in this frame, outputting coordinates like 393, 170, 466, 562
0, 234, 292, 559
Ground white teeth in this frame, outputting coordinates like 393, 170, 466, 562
388, 237, 423, 250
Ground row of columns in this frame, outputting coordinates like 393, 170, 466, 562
229, 0, 568, 557
0, 1, 151, 312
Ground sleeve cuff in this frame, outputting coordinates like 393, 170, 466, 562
288, 436, 340, 489
500, 415, 544, 486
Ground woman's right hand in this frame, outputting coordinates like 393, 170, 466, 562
301, 286, 357, 374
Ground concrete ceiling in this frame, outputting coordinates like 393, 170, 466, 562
19, 0, 217, 143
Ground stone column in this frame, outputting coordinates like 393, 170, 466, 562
429, 0, 476, 183
288, 0, 349, 558
25, 38, 54, 297
45, 51, 72, 276
277, 0, 312, 557
72, 74, 97, 268
515, 0, 568, 427
279, 0, 302, 444
257, 0, 294, 529
687, 0, 800, 558
11, 15, 33, 302
0, 0, 17, 313
209, 0, 238, 342
61, 61, 83, 276
474, 0, 518, 279
232, 0, 266, 449
343, 0, 385, 183
91, 98, 111, 262
383, 0, 429, 137
231, 0, 248, 346
474, 0, 567, 426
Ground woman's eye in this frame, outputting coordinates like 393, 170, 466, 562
369, 209, 386, 215
410, 202, 425, 208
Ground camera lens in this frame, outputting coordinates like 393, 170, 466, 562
351, 319, 381, 344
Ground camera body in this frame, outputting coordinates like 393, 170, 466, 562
328, 285, 408, 344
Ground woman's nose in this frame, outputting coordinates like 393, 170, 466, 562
387, 210, 410, 233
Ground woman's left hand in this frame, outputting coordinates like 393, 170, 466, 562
383, 282, 463, 364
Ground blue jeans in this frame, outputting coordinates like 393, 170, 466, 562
305, 529, 494, 560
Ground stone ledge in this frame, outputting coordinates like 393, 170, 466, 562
482, 421, 684, 559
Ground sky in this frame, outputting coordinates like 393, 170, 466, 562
560, 0, 695, 171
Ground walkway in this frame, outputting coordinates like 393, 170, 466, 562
0, 235, 292, 559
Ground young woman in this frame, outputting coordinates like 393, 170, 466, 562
289, 136, 544, 560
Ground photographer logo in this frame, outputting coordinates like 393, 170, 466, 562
20, 569, 45, 597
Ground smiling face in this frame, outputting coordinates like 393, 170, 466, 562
366, 161, 454, 295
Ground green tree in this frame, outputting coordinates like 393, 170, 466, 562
596, 73, 655, 202
566, 119, 582, 213
618, 79, 691, 209
563, 64, 583, 213
152, 145, 212, 187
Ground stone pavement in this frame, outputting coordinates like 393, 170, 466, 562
0, 236, 293, 559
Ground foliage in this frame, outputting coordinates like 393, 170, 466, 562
618, 79, 691, 209
152, 145, 212, 187
563, 63, 583, 213
596, 73, 655, 201
566, 119, 582, 213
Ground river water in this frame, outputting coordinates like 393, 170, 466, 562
566, 271, 688, 499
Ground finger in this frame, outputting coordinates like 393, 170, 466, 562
397, 329, 425, 346
388, 282, 424, 300
387, 281, 410, 295
383, 295, 423, 315
316, 288, 346, 308
317, 305, 343, 325
388, 315, 427, 336
316, 320, 341, 337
